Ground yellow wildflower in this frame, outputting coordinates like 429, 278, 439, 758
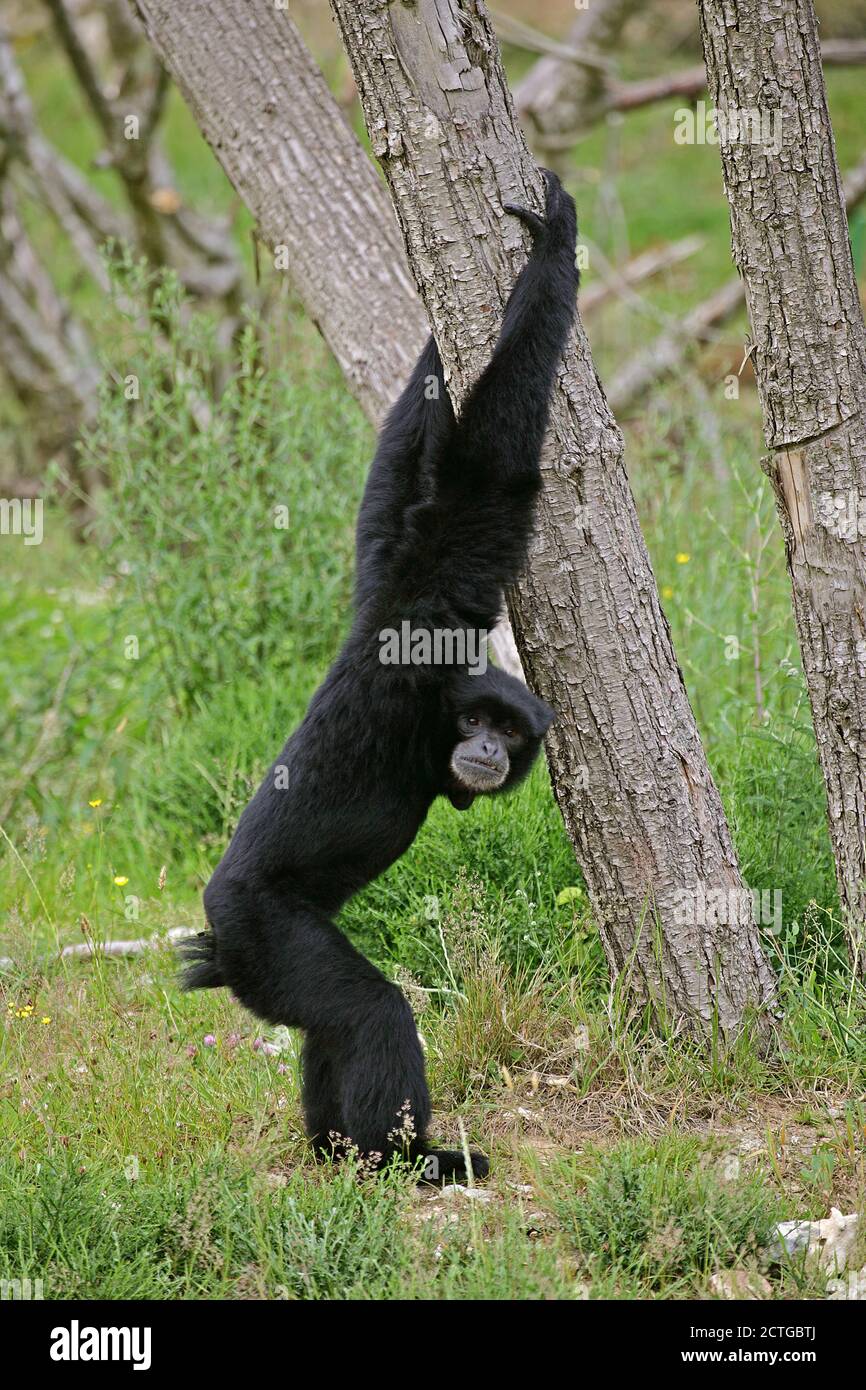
113, 875, 129, 886
88, 798, 103, 808
675, 552, 690, 564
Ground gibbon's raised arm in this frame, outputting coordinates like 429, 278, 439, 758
370, 172, 578, 627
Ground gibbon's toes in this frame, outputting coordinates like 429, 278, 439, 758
418, 1147, 490, 1185
540, 170, 576, 241
463, 1149, 490, 1181
506, 171, 575, 252
540, 166, 563, 211
503, 201, 547, 241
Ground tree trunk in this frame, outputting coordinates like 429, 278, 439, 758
133, 0, 426, 422
699, 0, 866, 966
328, 0, 776, 1032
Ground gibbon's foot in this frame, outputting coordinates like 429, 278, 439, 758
503, 199, 547, 240
504, 168, 575, 251
310, 1138, 490, 1185
418, 1147, 490, 1185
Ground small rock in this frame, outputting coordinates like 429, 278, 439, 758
516, 1106, 543, 1122
771, 1208, 859, 1271
439, 1184, 492, 1203
525, 1209, 556, 1234
710, 1269, 772, 1300
826, 1266, 866, 1300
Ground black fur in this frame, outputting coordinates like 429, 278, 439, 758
183, 172, 578, 1180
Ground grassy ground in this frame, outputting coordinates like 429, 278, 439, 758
1, 26, 865, 1300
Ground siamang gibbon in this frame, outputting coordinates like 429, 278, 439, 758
183, 171, 578, 1181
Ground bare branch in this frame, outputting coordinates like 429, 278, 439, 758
42, 0, 116, 142
60, 926, 197, 961
514, 0, 643, 137
608, 279, 745, 411
580, 234, 703, 315
0, 179, 97, 423
519, 27, 866, 142
490, 7, 612, 74
608, 152, 866, 411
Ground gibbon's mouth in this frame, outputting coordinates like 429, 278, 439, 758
451, 751, 508, 790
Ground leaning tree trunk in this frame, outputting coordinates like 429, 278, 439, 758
132, 0, 425, 421
699, 0, 866, 968
328, 0, 776, 1032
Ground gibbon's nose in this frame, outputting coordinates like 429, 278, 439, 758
480, 738, 497, 758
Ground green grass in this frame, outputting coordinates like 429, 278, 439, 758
1, 29, 865, 1300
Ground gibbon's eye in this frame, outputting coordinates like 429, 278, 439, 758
467, 716, 479, 727
503, 727, 516, 739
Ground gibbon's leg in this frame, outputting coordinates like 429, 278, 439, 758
201, 876, 437, 1166
300, 1032, 345, 1158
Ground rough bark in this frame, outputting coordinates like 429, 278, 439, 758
133, 0, 426, 422
699, 0, 866, 965
329, 0, 776, 1031
609, 40, 866, 118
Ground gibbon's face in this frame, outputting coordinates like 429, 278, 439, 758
449, 708, 527, 795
